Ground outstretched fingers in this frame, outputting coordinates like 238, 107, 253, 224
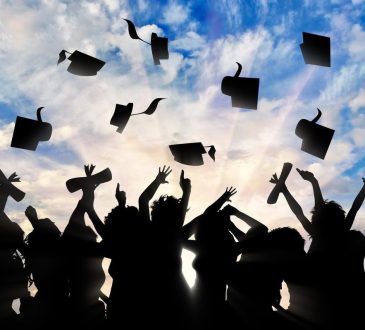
269, 173, 279, 184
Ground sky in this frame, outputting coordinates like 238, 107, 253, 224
1, 0, 365, 305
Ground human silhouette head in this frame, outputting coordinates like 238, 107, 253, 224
104, 205, 140, 228
151, 195, 183, 228
311, 200, 346, 235
195, 210, 230, 244
265, 227, 305, 271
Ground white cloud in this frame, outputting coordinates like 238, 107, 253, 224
349, 88, 365, 112
171, 31, 206, 52
349, 24, 365, 61
161, 1, 190, 26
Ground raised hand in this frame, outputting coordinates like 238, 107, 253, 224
7, 172, 21, 183
156, 165, 172, 184
223, 187, 237, 202
84, 164, 96, 177
80, 164, 98, 211
269, 173, 279, 185
179, 170, 191, 191
115, 183, 126, 208
296, 168, 315, 182
25, 205, 38, 220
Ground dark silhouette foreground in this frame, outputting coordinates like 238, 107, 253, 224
1, 165, 364, 330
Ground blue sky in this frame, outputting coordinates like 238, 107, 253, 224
1, 0, 365, 244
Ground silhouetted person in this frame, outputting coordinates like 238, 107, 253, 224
84, 183, 151, 328
224, 204, 305, 330
62, 165, 106, 327
22, 206, 68, 326
186, 188, 237, 329
0, 172, 29, 327
138, 167, 197, 329
270, 168, 365, 328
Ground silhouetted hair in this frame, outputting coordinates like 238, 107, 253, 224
267, 227, 305, 251
25, 218, 61, 244
151, 195, 183, 227
311, 200, 346, 234
104, 205, 139, 227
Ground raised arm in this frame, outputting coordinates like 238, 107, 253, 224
0, 172, 22, 212
270, 173, 312, 235
297, 168, 324, 208
205, 187, 237, 214
138, 166, 172, 222
85, 206, 106, 239
179, 170, 191, 224
224, 204, 268, 234
345, 178, 365, 230
222, 204, 268, 255
226, 219, 246, 242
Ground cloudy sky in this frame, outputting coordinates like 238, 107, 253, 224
1, 0, 365, 300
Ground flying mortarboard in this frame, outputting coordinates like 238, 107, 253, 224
300, 32, 331, 67
169, 143, 216, 166
11, 107, 52, 151
0, 170, 25, 204
110, 98, 165, 134
123, 19, 169, 65
221, 62, 260, 110
267, 162, 292, 204
295, 108, 335, 159
57, 50, 105, 76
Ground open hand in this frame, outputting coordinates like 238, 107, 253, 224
156, 165, 172, 184
223, 187, 237, 202
269, 173, 279, 184
296, 168, 315, 182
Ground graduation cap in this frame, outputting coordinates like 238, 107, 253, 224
110, 98, 165, 134
11, 107, 52, 151
66, 167, 112, 193
169, 143, 216, 166
300, 32, 331, 67
0, 170, 25, 206
57, 50, 105, 76
267, 162, 292, 204
221, 62, 260, 109
123, 19, 169, 65
295, 108, 335, 159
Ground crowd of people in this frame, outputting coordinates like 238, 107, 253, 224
1, 164, 365, 329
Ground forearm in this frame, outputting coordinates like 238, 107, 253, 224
180, 187, 191, 223
346, 183, 365, 229
310, 179, 324, 208
233, 210, 267, 231
0, 195, 8, 212
138, 178, 160, 220
228, 221, 246, 241
282, 187, 312, 235
205, 194, 227, 214
86, 208, 106, 238
68, 201, 87, 227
